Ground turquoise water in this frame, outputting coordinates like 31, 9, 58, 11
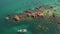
0, 0, 60, 34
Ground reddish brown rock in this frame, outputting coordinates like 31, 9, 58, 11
24, 10, 33, 13
31, 13, 36, 18
13, 15, 20, 21
37, 12, 44, 18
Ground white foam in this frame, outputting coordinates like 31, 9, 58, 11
17, 29, 27, 32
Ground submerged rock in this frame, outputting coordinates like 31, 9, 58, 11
5, 17, 10, 21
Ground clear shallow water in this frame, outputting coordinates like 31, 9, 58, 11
0, 0, 60, 34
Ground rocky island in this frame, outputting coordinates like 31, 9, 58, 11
5, 6, 56, 22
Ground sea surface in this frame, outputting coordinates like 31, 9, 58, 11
0, 0, 60, 34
